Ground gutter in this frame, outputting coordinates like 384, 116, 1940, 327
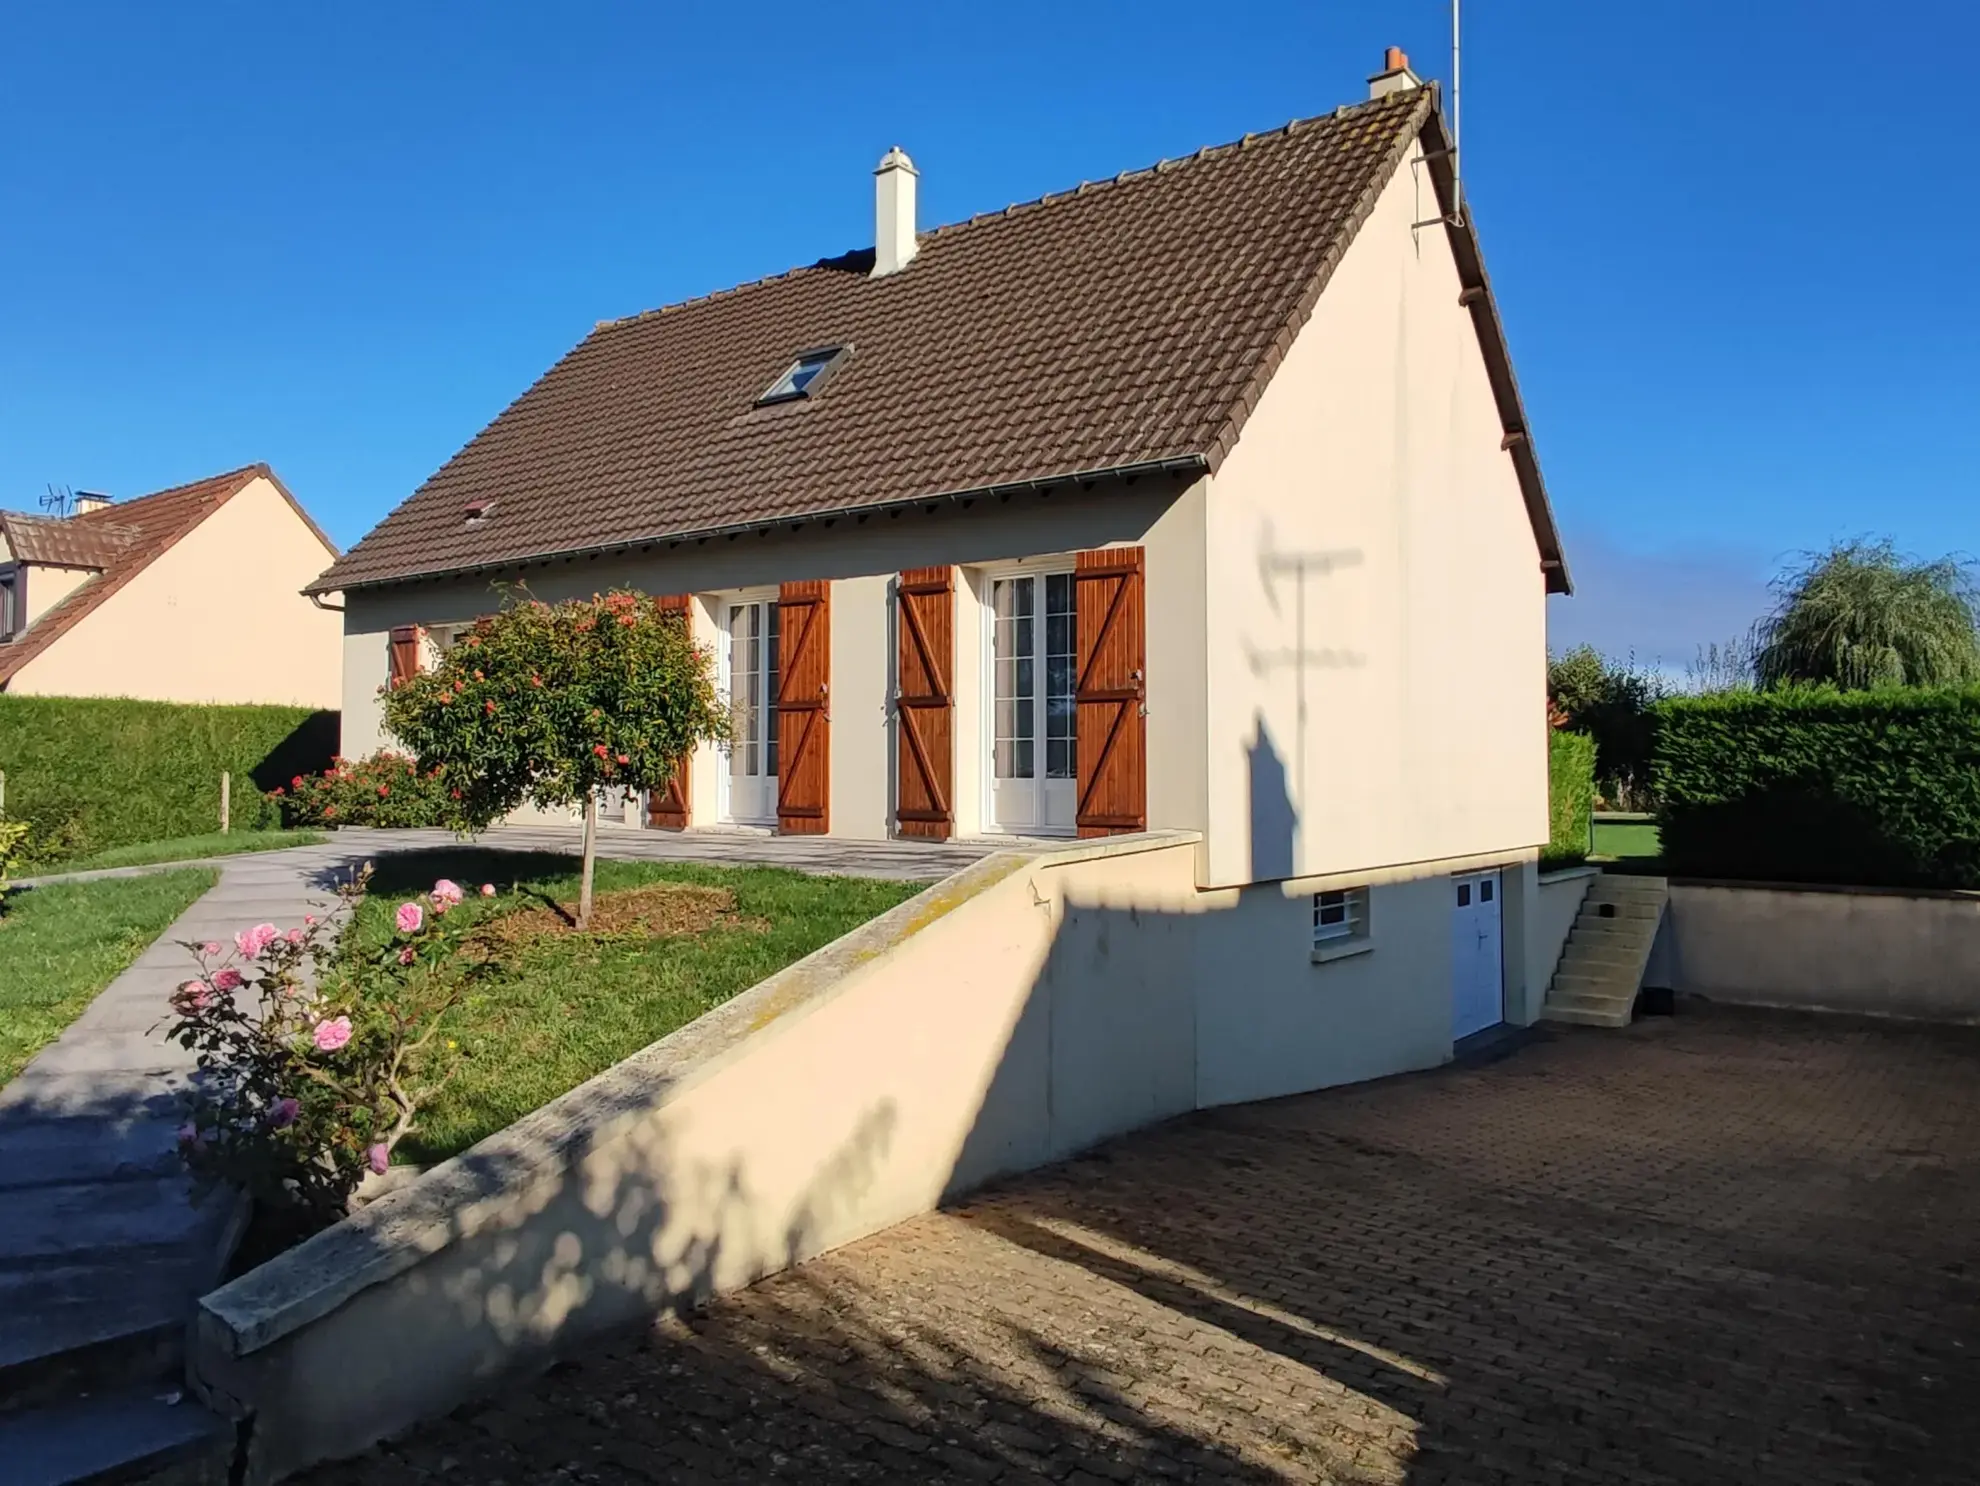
306, 455, 1209, 597
307, 590, 345, 612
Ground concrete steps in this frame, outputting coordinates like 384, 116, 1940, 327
0, 1388, 231, 1486
1541, 874, 1669, 1030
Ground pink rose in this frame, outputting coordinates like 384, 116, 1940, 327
267, 1097, 300, 1128
201, 941, 222, 958
431, 879, 464, 908
395, 902, 424, 935
173, 980, 214, 1012
304, 914, 317, 926
286, 927, 307, 945
235, 923, 280, 958
480, 883, 496, 897
312, 1015, 353, 1052
398, 945, 417, 966
368, 1143, 390, 1175
211, 968, 244, 993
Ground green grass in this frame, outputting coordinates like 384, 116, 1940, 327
1592, 820, 1662, 861
0, 868, 217, 1084
349, 850, 925, 1164
48, 830, 326, 874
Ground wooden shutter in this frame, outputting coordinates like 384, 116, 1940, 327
647, 594, 694, 830
894, 567, 954, 840
388, 626, 423, 688
1074, 546, 1146, 837
776, 580, 831, 835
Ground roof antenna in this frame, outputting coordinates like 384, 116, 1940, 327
1450, 0, 1464, 228
40, 483, 72, 517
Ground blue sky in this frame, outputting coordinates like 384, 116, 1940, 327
4, 2, 1975, 668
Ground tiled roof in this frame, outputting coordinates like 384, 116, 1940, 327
0, 465, 334, 686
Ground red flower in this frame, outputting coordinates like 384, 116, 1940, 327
324, 805, 338, 818
271, 786, 285, 797
617, 614, 637, 627
484, 700, 497, 714
292, 775, 304, 789
378, 784, 390, 797
530, 674, 542, 687
616, 753, 629, 764
592, 743, 609, 757
450, 788, 462, 800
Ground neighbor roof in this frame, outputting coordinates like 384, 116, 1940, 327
0, 465, 336, 686
315, 85, 1567, 596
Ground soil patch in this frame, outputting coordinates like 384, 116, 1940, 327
475, 881, 768, 951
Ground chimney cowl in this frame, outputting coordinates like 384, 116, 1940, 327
1368, 44, 1422, 99
871, 145, 919, 278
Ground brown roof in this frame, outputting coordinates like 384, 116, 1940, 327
316, 86, 1567, 596
0, 465, 337, 687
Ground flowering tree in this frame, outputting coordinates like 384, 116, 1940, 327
382, 589, 728, 928
165, 870, 490, 1231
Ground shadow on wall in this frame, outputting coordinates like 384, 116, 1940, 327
248, 711, 342, 796
1248, 714, 1297, 882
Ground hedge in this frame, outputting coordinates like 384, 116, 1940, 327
1544, 730, 1595, 869
0, 697, 338, 867
1654, 685, 1980, 889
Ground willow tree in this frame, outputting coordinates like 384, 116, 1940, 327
383, 590, 728, 928
1754, 541, 1980, 691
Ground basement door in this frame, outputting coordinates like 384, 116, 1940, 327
1451, 869, 1505, 1041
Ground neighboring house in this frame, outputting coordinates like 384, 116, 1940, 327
317, 53, 1573, 1079
0, 464, 343, 707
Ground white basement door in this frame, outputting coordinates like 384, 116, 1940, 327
1451, 869, 1505, 1041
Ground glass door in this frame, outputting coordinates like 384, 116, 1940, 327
988, 571, 1076, 834
723, 598, 780, 824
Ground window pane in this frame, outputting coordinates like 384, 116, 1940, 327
1458, 884, 1471, 907
1480, 879, 1493, 903
765, 603, 781, 778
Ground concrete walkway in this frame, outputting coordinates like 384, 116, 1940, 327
1, 824, 995, 1481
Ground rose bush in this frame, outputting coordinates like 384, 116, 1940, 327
268, 751, 454, 830
163, 866, 495, 1233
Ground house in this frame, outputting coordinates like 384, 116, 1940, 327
0, 464, 343, 707
316, 51, 1572, 1073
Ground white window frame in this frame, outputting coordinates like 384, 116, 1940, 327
976, 556, 1080, 839
717, 588, 782, 827
1311, 886, 1373, 964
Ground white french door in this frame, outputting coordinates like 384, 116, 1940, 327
1451, 869, 1505, 1040
987, 570, 1076, 834
722, 597, 779, 825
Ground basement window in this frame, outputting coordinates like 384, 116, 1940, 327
756, 345, 849, 406
1312, 886, 1373, 964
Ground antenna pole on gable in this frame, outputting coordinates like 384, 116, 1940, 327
1450, 0, 1463, 227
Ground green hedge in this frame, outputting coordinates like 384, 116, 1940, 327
1654, 685, 1980, 888
0, 697, 338, 866
1544, 730, 1596, 869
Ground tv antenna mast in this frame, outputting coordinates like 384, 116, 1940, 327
1450, 0, 1464, 226
40, 484, 73, 517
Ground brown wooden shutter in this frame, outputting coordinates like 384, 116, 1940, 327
387, 626, 423, 688
647, 594, 694, 830
1074, 546, 1146, 837
894, 566, 954, 840
776, 580, 831, 835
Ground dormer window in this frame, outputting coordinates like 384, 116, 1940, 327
756, 345, 849, 406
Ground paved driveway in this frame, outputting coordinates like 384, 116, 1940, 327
306, 1006, 1980, 1484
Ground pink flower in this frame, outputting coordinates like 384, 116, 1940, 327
431, 879, 465, 908
174, 980, 214, 1012
304, 914, 317, 926
312, 1015, 353, 1052
285, 926, 307, 945
480, 883, 496, 897
267, 1097, 300, 1128
395, 902, 424, 934
368, 1143, 390, 1175
398, 945, 416, 966
202, 942, 222, 958
177, 1122, 200, 1148
235, 923, 280, 958
211, 968, 244, 993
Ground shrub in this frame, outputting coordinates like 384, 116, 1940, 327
1547, 646, 1668, 809
271, 752, 454, 829
1654, 685, 1980, 888
1543, 730, 1595, 870
163, 868, 486, 1235
0, 697, 336, 867
0, 819, 28, 911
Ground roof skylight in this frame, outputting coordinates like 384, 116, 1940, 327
757, 346, 848, 406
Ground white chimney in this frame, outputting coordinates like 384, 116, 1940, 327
72, 491, 113, 516
1367, 45, 1421, 99
872, 146, 919, 278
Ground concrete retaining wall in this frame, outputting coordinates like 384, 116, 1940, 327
1533, 866, 1598, 996
190, 831, 1541, 1482
1663, 881, 1980, 1022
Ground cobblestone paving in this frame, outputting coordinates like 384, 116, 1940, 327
305, 1006, 1980, 1484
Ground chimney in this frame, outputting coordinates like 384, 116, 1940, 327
1368, 45, 1422, 99
72, 491, 113, 516
872, 146, 919, 278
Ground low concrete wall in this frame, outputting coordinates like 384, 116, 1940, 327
1533, 866, 1599, 995
1665, 881, 1980, 1022
190, 831, 1542, 1481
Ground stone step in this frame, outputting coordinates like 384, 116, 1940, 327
0, 1176, 239, 1270
1541, 999, 1634, 1029
1550, 972, 1640, 1000
0, 1255, 212, 1415
1576, 900, 1663, 924
0, 1388, 232, 1486
0, 1118, 181, 1191
1586, 883, 1669, 904
1558, 939, 1649, 968
1546, 983, 1638, 1013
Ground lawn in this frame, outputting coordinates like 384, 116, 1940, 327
44, 830, 326, 874
0, 868, 217, 1083
349, 850, 925, 1164
1592, 818, 1662, 865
